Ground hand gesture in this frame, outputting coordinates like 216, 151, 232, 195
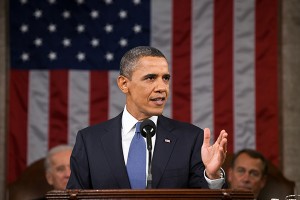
201, 128, 228, 179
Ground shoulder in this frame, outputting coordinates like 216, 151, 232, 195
158, 115, 203, 134
78, 112, 122, 136
158, 116, 204, 147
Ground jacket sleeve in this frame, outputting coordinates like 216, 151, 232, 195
188, 127, 209, 188
66, 130, 92, 189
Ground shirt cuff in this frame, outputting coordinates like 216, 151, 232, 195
204, 168, 225, 189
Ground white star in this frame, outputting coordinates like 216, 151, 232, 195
119, 38, 128, 47
133, 24, 142, 33
33, 38, 43, 47
76, 52, 86, 61
104, 0, 113, 5
48, 51, 57, 61
62, 10, 71, 19
90, 38, 100, 47
33, 9, 43, 19
105, 52, 114, 62
20, 0, 28, 4
90, 10, 99, 19
21, 52, 29, 61
76, 0, 85, 4
77, 24, 85, 33
48, 23, 57, 32
62, 38, 71, 47
48, 0, 56, 4
119, 10, 127, 19
104, 24, 113, 33
133, 0, 141, 5
20, 24, 29, 33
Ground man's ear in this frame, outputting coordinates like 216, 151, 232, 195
260, 175, 267, 189
117, 75, 129, 94
45, 171, 54, 185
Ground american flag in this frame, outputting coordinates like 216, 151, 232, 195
8, 0, 279, 183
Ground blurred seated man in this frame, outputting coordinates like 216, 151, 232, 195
45, 144, 73, 190
227, 149, 267, 199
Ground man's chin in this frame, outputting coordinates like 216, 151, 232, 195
148, 108, 164, 116
236, 186, 252, 192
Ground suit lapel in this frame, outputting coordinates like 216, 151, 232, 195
152, 116, 177, 188
99, 113, 131, 188
98, 114, 179, 189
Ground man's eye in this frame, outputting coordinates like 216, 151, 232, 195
163, 76, 170, 81
250, 171, 260, 177
56, 166, 65, 172
236, 168, 246, 174
145, 75, 155, 80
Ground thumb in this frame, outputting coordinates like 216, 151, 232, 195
202, 128, 211, 148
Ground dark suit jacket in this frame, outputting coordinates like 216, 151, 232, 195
67, 113, 210, 189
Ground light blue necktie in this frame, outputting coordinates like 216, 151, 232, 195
126, 122, 146, 189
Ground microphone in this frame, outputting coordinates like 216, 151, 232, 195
140, 119, 156, 151
140, 119, 156, 189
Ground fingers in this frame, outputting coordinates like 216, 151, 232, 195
203, 128, 228, 153
219, 130, 228, 153
215, 130, 225, 143
203, 128, 211, 148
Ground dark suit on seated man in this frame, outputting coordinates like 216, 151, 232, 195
67, 46, 228, 190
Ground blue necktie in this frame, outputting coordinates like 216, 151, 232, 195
126, 122, 146, 189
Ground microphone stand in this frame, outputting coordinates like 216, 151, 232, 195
146, 133, 152, 189
140, 119, 156, 189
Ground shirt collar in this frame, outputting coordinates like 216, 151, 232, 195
122, 105, 158, 135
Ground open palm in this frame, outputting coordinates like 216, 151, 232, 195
201, 128, 228, 179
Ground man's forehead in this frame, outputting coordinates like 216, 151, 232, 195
50, 151, 71, 161
235, 154, 264, 170
134, 61, 169, 73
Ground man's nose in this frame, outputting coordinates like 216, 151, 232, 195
241, 172, 251, 182
155, 79, 168, 92
65, 166, 71, 177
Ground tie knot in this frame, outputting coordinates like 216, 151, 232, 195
135, 122, 141, 134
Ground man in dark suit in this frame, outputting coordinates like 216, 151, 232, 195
67, 46, 228, 189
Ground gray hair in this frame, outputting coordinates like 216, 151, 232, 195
120, 46, 167, 79
44, 144, 73, 172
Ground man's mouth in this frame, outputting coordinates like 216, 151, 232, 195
150, 97, 166, 105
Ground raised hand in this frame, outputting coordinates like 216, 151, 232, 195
201, 128, 228, 179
